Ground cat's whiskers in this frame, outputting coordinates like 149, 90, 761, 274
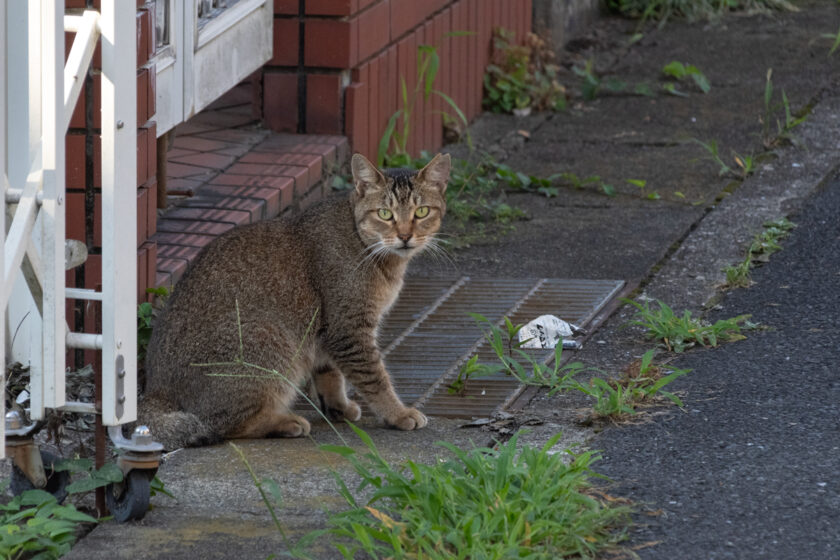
355, 240, 389, 273
420, 234, 456, 268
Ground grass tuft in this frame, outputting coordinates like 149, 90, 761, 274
721, 218, 795, 290
623, 298, 754, 352
309, 426, 632, 559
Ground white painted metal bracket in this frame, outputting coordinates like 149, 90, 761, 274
2, 1, 139, 460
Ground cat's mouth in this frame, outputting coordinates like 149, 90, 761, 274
394, 241, 421, 255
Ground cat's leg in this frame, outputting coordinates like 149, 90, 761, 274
312, 363, 361, 422
325, 333, 427, 430
229, 394, 311, 439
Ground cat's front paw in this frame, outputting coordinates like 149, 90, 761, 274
387, 407, 428, 430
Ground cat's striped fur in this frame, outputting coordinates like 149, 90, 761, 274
141, 153, 451, 449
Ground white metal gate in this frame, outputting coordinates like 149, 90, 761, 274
2, 1, 138, 456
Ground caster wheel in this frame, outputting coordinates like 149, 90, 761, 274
10, 450, 70, 504
105, 469, 153, 522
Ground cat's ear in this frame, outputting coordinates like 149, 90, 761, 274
351, 153, 386, 197
417, 153, 451, 194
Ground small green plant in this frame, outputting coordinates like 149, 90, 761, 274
53, 456, 175, 501
329, 174, 353, 191
0, 488, 98, 560
733, 151, 755, 177
53, 458, 124, 494
761, 69, 807, 149
623, 298, 753, 352
662, 61, 711, 93
691, 138, 731, 176
723, 257, 753, 289
309, 426, 632, 559
558, 172, 618, 197
483, 29, 567, 114
579, 350, 687, 420
379, 35, 472, 167
468, 315, 687, 421
467, 314, 592, 396
137, 286, 170, 362
447, 354, 502, 395
691, 138, 756, 179
571, 58, 654, 100
721, 218, 795, 289
626, 178, 660, 200
573, 59, 628, 100
493, 162, 561, 197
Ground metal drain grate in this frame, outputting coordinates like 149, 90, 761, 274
297, 277, 624, 418
375, 277, 625, 418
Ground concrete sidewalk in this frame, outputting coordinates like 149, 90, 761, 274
65, 2, 840, 558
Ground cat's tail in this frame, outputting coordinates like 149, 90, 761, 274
137, 393, 222, 450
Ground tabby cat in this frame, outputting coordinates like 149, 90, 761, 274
141, 153, 451, 449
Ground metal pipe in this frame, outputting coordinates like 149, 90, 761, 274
94, 300, 106, 517
60, 401, 97, 414
4, 189, 44, 205
65, 287, 103, 301
65, 332, 103, 350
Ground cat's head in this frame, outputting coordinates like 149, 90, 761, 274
350, 153, 451, 259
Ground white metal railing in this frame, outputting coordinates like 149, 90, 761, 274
1, 0, 6, 461
2, 1, 137, 457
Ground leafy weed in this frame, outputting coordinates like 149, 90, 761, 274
662, 61, 711, 93
310, 426, 632, 559
623, 298, 754, 352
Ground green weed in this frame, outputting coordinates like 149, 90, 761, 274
217, 309, 636, 559
379, 35, 472, 167
579, 350, 687, 420
761, 69, 807, 148
573, 59, 631, 100
557, 172, 619, 197
493, 162, 561, 197
722, 218, 795, 289
723, 257, 753, 289
626, 178, 660, 200
662, 61, 711, 93
690, 138, 732, 176
447, 354, 502, 395
137, 286, 170, 363
469, 315, 687, 421
483, 29, 567, 114
691, 138, 756, 179
0, 488, 97, 560
623, 298, 753, 352
733, 151, 755, 177
311, 426, 631, 559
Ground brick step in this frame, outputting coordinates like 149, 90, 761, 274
152, 130, 349, 288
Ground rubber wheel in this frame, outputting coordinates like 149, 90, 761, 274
10, 450, 70, 504
105, 469, 152, 522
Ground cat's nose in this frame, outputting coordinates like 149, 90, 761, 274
397, 233, 412, 243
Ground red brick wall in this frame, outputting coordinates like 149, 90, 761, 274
64, 1, 158, 364
264, 0, 533, 159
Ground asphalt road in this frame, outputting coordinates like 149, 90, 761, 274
594, 175, 840, 559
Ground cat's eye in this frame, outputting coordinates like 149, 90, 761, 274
377, 208, 393, 220
414, 206, 430, 218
